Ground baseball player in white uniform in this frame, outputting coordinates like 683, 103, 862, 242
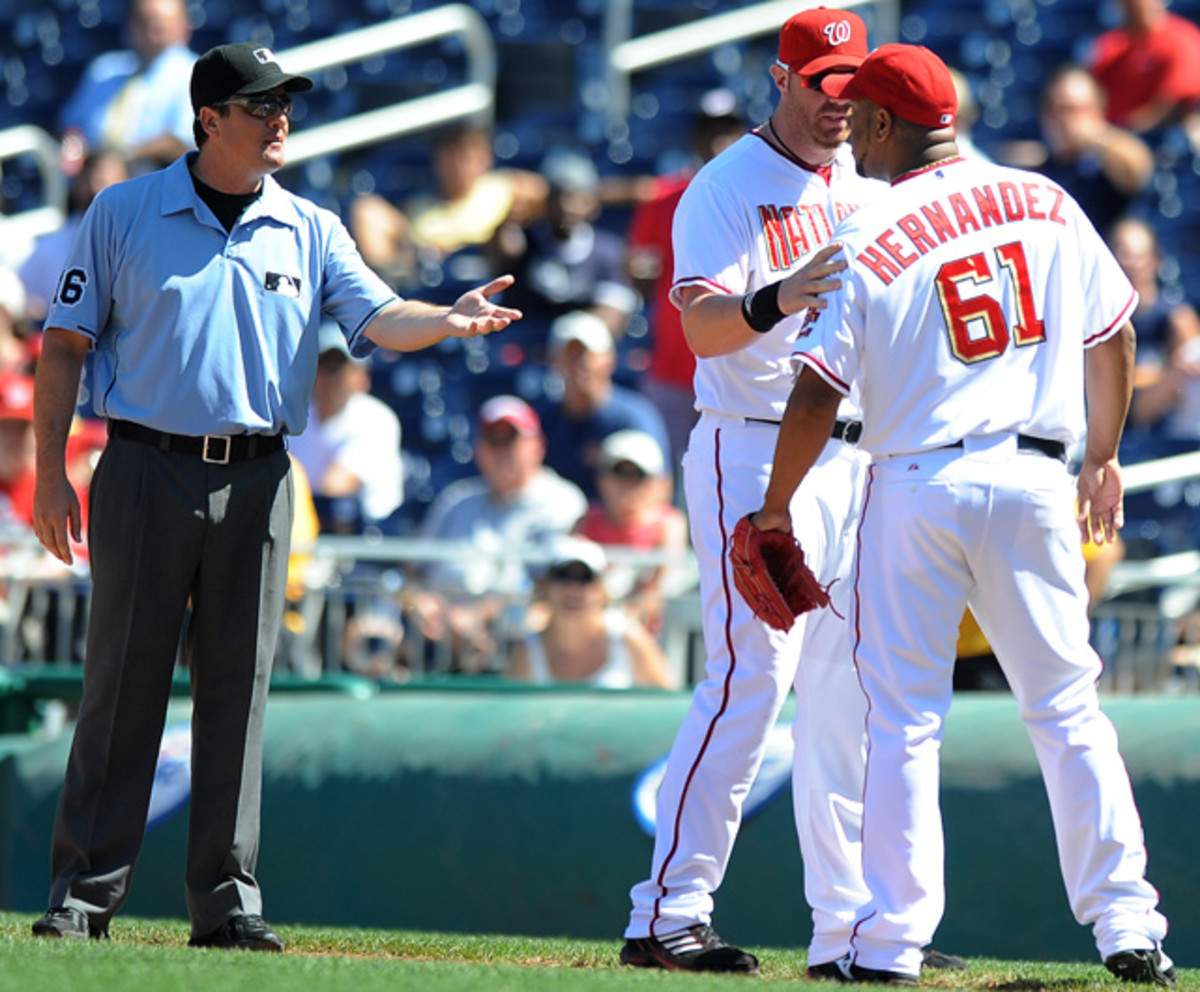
622, 8, 893, 976
755, 44, 1174, 986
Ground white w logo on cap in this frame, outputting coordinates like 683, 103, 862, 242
823, 20, 853, 45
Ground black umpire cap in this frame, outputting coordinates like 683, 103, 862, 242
190, 42, 313, 114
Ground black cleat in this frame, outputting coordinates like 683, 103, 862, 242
922, 947, 967, 970
31, 907, 107, 940
850, 963, 920, 986
1105, 949, 1176, 987
189, 914, 283, 952
807, 953, 855, 981
620, 924, 759, 973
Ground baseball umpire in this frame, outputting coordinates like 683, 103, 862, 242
753, 43, 1174, 986
30, 42, 519, 949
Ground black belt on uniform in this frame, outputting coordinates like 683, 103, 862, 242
107, 420, 285, 464
745, 416, 863, 445
831, 419, 863, 444
941, 434, 1067, 462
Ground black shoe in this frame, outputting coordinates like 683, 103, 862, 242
620, 924, 759, 973
807, 954, 855, 981
850, 963, 920, 986
922, 947, 967, 970
1105, 949, 1176, 987
31, 907, 108, 940
189, 914, 283, 952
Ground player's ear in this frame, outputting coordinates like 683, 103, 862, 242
871, 103, 895, 141
770, 63, 788, 94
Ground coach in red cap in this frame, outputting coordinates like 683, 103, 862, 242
824, 43, 959, 181
755, 39, 1175, 988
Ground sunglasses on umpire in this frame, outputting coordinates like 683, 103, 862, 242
219, 93, 293, 119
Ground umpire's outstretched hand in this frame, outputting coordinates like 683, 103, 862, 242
446, 274, 524, 338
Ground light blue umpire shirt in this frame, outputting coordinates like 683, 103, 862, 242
45, 152, 397, 437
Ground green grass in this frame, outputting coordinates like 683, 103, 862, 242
0, 912, 1192, 992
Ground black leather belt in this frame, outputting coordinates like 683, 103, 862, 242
942, 434, 1067, 462
108, 420, 285, 464
831, 419, 863, 444
745, 416, 863, 444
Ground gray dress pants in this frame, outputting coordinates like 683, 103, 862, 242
47, 434, 293, 935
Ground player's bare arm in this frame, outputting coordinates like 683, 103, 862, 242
753, 366, 843, 533
680, 243, 846, 358
365, 274, 523, 352
1077, 322, 1135, 546
32, 327, 91, 565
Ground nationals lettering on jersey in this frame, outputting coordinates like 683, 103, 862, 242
671, 135, 883, 421
758, 199, 859, 272
794, 156, 1137, 458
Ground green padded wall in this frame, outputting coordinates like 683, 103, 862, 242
1, 689, 1196, 965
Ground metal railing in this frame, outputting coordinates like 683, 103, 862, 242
0, 124, 68, 243
1104, 450, 1200, 598
0, 3, 496, 225
0, 537, 703, 685
278, 4, 497, 166
601, 0, 901, 128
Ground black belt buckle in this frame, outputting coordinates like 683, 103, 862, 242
835, 420, 863, 445
202, 435, 232, 464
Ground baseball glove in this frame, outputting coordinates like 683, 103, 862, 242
730, 514, 830, 631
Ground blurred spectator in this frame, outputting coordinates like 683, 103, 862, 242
489, 148, 639, 357
625, 89, 746, 474
57, 0, 197, 173
948, 67, 990, 161
0, 373, 72, 644
349, 122, 545, 290
18, 149, 130, 322
1001, 65, 1154, 235
0, 372, 37, 533
575, 429, 689, 631
507, 537, 675, 688
0, 271, 39, 376
1112, 217, 1200, 457
409, 395, 587, 671
1087, 0, 1200, 147
535, 310, 669, 501
288, 324, 404, 533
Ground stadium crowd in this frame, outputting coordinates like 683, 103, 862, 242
2, 0, 1200, 687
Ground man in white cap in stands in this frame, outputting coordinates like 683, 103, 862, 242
536, 310, 670, 502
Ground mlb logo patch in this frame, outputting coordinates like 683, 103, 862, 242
264, 272, 301, 297
253, 48, 275, 64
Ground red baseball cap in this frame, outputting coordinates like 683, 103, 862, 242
478, 395, 541, 437
825, 43, 958, 128
777, 6, 869, 95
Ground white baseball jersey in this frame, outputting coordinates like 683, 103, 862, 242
628, 133, 886, 966
672, 137, 881, 421
795, 156, 1137, 455
787, 153, 1168, 977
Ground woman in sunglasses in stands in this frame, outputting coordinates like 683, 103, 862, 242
508, 537, 675, 689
